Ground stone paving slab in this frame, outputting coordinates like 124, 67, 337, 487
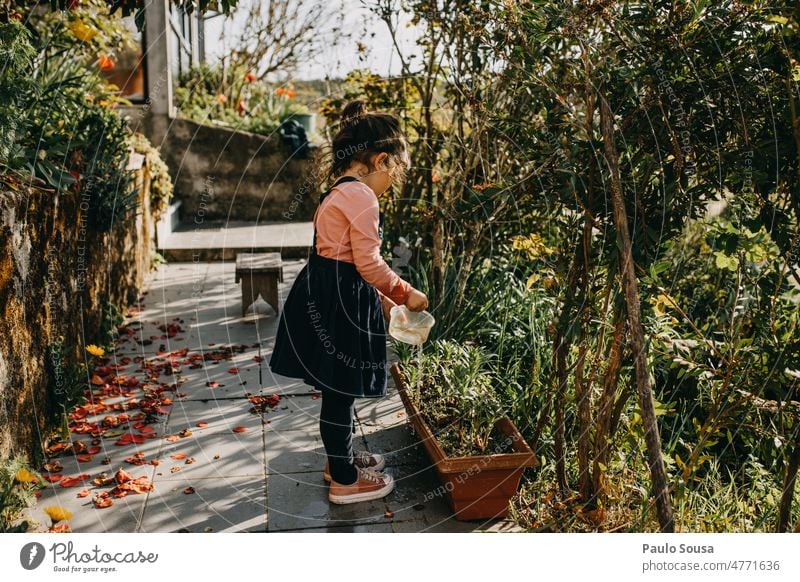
155, 430, 265, 481
139, 474, 268, 533
165, 397, 265, 434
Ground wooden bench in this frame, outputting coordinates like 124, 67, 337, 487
235, 252, 284, 316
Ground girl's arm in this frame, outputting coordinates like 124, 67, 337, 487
376, 290, 397, 321
343, 184, 413, 305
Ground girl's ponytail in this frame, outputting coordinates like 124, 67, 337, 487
340, 99, 368, 128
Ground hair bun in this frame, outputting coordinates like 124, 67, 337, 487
341, 99, 368, 127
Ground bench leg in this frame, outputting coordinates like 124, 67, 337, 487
252, 274, 280, 315
241, 276, 255, 317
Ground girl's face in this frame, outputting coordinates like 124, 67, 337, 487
356, 153, 396, 196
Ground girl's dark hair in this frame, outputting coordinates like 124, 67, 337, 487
325, 99, 410, 184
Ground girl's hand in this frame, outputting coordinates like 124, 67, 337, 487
405, 288, 429, 312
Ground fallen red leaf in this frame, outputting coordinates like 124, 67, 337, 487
125, 452, 147, 465
93, 497, 113, 508
77, 489, 90, 498
206, 381, 222, 388
76, 454, 93, 463
87, 446, 102, 455
60, 474, 90, 487
45, 442, 69, 456
115, 468, 134, 484
115, 433, 147, 446
196, 421, 209, 428
43, 461, 63, 473
109, 487, 129, 498
170, 453, 188, 460
42, 474, 63, 483
183, 487, 195, 494
232, 426, 247, 433
227, 367, 240, 374
92, 474, 114, 487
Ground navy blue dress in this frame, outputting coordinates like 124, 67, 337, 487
268, 176, 388, 399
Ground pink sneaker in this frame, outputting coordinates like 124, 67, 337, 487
323, 450, 385, 483
328, 467, 394, 505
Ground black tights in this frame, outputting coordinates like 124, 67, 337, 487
319, 390, 358, 485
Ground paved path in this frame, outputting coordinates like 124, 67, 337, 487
24, 260, 520, 533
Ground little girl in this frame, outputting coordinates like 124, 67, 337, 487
269, 100, 428, 504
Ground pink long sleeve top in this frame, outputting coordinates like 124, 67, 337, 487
314, 179, 413, 305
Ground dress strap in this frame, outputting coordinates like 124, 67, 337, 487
311, 175, 362, 256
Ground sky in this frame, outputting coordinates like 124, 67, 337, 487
202, 0, 421, 81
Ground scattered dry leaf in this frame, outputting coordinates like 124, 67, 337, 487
114, 468, 134, 484
60, 474, 90, 488
93, 496, 113, 508
43, 460, 63, 473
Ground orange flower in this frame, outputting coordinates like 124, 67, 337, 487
286, 89, 296, 99
237, 100, 247, 114
431, 172, 441, 183
217, 94, 227, 104
97, 54, 114, 71
245, 72, 257, 83
276, 87, 286, 96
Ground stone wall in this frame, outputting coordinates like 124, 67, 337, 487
0, 158, 155, 461
157, 116, 317, 224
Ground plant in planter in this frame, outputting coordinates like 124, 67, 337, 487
394, 340, 538, 520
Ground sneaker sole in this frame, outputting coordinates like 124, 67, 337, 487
323, 457, 386, 483
328, 478, 395, 505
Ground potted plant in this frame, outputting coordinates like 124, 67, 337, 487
391, 340, 538, 520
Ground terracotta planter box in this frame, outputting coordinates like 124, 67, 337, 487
391, 363, 539, 521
